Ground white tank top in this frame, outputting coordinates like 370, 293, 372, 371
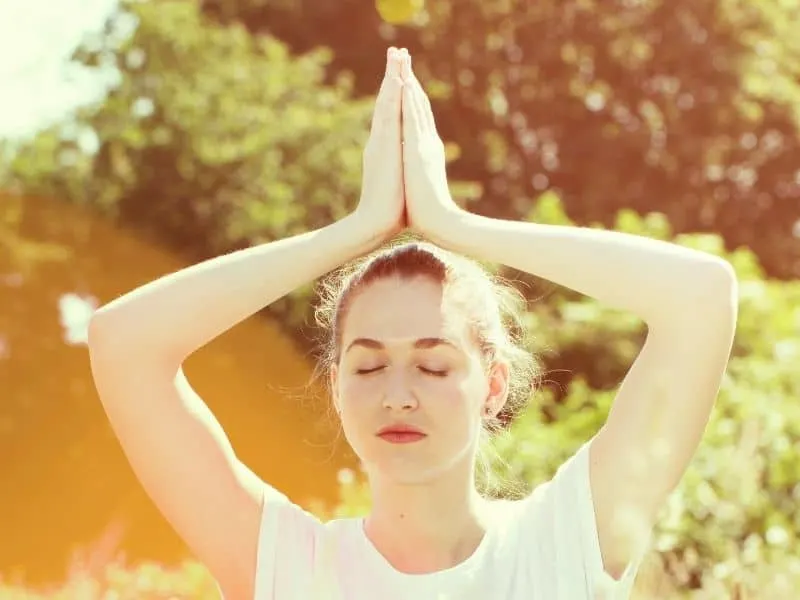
252, 443, 647, 599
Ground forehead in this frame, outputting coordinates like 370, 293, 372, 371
342, 276, 471, 346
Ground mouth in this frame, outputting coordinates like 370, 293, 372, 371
377, 426, 427, 444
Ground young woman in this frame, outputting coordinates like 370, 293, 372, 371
88, 48, 738, 599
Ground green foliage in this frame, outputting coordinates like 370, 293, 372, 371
10, 1, 371, 239
208, 0, 800, 280
2, 0, 799, 596
4, 0, 375, 324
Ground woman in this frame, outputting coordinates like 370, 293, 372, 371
88, 48, 738, 599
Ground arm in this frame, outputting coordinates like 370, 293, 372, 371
440, 214, 737, 578
88, 216, 377, 596
399, 59, 737, 579
91, 216, 381, 363
89, 47, 406, 598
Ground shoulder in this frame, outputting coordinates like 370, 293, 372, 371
251, 494, 363, 600
503, 442, 649, 598
493, 443, 591, 528
251, 489, 325, 600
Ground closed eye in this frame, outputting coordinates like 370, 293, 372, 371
355, 366, 386, 375
419, 366, 448, 377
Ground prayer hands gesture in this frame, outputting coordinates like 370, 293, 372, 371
353, 47, 460, 245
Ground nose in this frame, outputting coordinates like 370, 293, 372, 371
381, 369, 418, 412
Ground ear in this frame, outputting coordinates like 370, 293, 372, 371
330, 364, 342, 415
484, 360, 510, 418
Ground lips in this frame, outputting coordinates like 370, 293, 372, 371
377, 424, 426, 444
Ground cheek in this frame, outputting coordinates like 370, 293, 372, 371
339, 374, 381, 402
422, 375, 484, 420
337, 375, 383, 430
429, 377, 468, 405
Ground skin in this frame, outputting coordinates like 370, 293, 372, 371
331, 274, 509, 573
87, 46, 737, 598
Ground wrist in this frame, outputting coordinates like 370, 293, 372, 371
339, 211, 393, 255
424, 207, 479, 253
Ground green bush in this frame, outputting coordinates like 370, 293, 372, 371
3, 201, 798, 598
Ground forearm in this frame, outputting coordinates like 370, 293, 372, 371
90, 214, 378, 363
438, 211, 736, 326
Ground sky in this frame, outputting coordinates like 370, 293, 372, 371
0, 0, 122, 344
0, 0, 122, 142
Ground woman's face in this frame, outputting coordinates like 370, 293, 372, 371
331, 275, 508, 485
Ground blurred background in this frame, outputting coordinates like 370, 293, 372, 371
0, 0, 798, 598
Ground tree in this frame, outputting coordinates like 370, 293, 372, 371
5, 0, 376, 325
204, 0, 800, 279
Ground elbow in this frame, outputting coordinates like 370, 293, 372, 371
702, 258, 738, 306
87, 310, 117, 356
692, 258, 738, 327
648, 257, 737, 333
88, 308, 185, 367
87, 306, 135, 357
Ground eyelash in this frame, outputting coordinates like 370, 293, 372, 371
420, 366, 448, 377
355, 366, 384, 375
355, 366, 448, 377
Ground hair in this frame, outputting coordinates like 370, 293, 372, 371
313, 236, 541, 495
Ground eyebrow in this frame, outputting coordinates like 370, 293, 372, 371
344, 337, 458, 354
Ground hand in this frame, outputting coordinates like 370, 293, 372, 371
399, 53, 462, 243
353, 47, 407, 243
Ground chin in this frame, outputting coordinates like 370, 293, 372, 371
361, 445, 474, 487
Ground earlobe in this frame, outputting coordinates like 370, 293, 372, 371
487, 361, 511, 416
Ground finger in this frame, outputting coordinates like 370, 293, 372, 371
409, 78, 432, 135
373, 76, 403, 137
399, 51, 424, 140
385, 46, 397, 76
401, 52, 437, 135
418, 80, 438, 133
402, 74, 424, 141
374, 47, 398, 108
371, 49, 403, 134
399, 48, 412, 83
406, 54, 437, 134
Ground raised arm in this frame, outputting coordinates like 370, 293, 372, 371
431, 213, 736, 576
398, 56, 737, 579
88, 48, 406, 598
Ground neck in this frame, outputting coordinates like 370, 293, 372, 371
364, 460, 489, 574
